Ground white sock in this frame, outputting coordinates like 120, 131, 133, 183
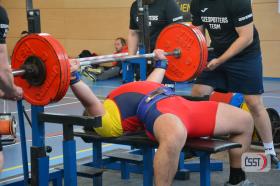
263, 142, 276, 156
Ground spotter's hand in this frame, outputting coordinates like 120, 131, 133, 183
206, 58, 222, 71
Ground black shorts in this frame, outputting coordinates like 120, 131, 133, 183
195, 52, 264, 95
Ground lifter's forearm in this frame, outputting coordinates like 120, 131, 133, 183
146, 68, 166, 83
70, 81, 105, 116
0, 44, 15, 94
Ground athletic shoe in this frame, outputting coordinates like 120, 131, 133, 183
81, 69, 97, 81
224, 179, 256, 186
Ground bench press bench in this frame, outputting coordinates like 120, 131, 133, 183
74, 129, 241, 186
29, 95, 240, 186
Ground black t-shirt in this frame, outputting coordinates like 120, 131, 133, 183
191, 0, 261, 57
0, 6, 9, 44
130, 0, 183, 50
176, 0, 192, 22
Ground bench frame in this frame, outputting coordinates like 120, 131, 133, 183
12, 101, 241, 186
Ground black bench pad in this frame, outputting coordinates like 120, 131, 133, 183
74, 129, 241, 153
77, 165, 105, 178
104, 148, 143, 162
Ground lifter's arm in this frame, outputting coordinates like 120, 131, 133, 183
146, 49, 167, 83
70, 81, 105, 116
69, 59, 105, 116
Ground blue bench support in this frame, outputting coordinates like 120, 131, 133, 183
122, 48, 147, 83
198, 152, 211, 186
142, 147, 154, 186
92, 141, 103, 186
122, 58, 147, 83
49, 169, 63, 186
8, 107, 101, 186
17, 100, 29, 185
63, 139, 78, 186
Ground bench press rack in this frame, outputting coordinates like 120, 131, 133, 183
6, 97, 241, 186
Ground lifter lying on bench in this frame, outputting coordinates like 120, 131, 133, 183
70, 49, 255, 186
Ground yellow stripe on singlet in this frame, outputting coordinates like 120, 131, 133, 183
94, 99, 123, 137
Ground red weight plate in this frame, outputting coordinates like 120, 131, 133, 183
41, 34, 66, 103
188, 24, 208, 76
188, 25, 205, 77
11, 33, 68, 106
197, 29, 208, 75
56, 55, 70, 103
156, 23, 204, 82
43, 34, 70, 103
43, 35, 70, 103
188, 25, 207, 69
186, 24, 205, 78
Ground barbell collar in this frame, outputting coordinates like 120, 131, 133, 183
12, 69, 26, 77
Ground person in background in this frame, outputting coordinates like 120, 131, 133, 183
128, 0, 183, 81
176, 0, 192, 22
81, 38, 128, 81
190, 0, 279, 184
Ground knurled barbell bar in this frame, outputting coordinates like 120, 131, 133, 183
12, 49, 181, 77
11, 23, 208, 106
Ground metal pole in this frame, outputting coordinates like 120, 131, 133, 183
137, 0, 144, 47
17, 100, 30, 185
26, 0, 33, 11
143, 5, 150, 53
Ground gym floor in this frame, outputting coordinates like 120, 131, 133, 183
0, 76, 279, 185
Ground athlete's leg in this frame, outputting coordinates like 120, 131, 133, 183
214, 103, 254, 184
244, 95, 273, 146
153, 113, 187, 186
214, 102, 254, 168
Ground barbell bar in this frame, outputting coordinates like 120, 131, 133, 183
12, 49, 180, 77
11, 23, 208, 106
78, 49, 180, 66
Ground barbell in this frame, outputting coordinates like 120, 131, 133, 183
11, 23, 208, 106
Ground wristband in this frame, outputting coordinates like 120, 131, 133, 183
70, 71, 81, 85
155, 60, 168, 70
